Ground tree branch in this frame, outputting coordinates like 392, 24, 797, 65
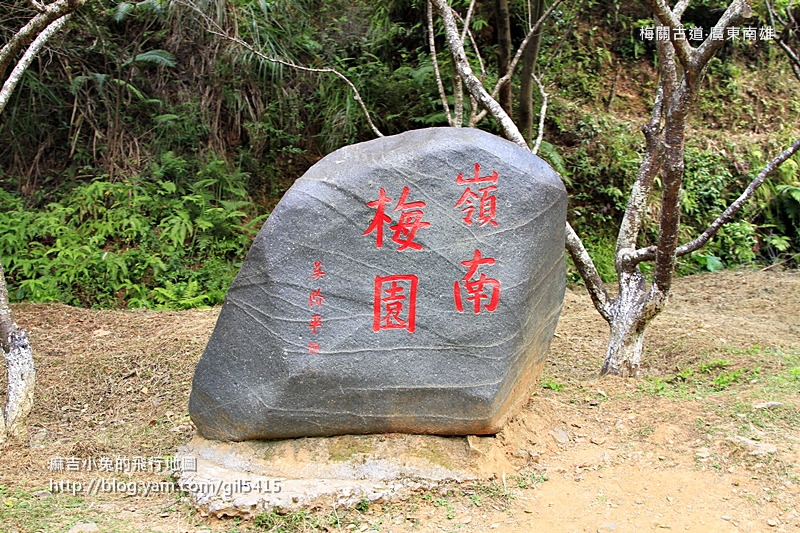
531, 71, 547, 154
460, 0, 477, 43
475, 0, 566, 124
644, 0, 694, 70
674, 0, 691, 19
490, 0, 564, 100
625, 137, 800, 264
177, 0, 384, 138
0, 0, 84, 82
566, 223, 612, 322
768, 0, 800, 81
453, 61, 464, 127
431, 0, 526, 147
472, 0, 565, 124
0, 261, 12, 357
676, 136, 800, 256
428, 0, 455, 126
616, 87, 665, 263
0, 13, 72, 116
452, 7, 486, 78
693, 0, 752, 70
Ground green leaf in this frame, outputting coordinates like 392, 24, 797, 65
110, 2, 134, 22
705, 255, 724, 272
123, 49, 177, 68
153, 114, 180, 123
107, 78, 144, 100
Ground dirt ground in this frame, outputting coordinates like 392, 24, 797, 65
1, 268, 799, 533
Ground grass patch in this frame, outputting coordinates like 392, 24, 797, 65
542, 379, 565, 392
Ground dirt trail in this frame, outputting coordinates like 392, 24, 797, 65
0, 268, 798, 533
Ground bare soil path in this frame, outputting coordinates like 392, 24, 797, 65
1, 268, 799, 533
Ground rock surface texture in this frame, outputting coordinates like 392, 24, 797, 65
189, 127, 566, 440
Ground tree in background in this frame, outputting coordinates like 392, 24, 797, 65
0, 0, 84, 442
430, 0, 800, 376
767, 0, 800, 80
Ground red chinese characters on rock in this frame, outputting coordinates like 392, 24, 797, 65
363, 186, 431, 251
372, 275, 418, 333
454, 163, 498, 227
312, 261, 326, 280
454, 249, 500, 314
309, 289, 325, 308
308, 261, 326, 353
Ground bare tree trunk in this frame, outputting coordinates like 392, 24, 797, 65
600, 270, 649, 376
597, 0, 752, 374
495, 0, 511, 116
0, 260, 35, 443
518, 0, 545, 144
494, 0, 513, 117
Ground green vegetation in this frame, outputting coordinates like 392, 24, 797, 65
2, 0, 799, 309
541, 378, 565, 391
512, 471, 549, 489
640, 347, 800, 398
0, 484, 176, 533
0, 153, 265, 308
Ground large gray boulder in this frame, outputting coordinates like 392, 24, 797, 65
189, 127, 566, 441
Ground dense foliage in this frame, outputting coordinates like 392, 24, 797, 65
1, 0, 799, 308
0, 153, 264, 307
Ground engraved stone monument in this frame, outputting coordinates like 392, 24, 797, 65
189, 127, 566, 441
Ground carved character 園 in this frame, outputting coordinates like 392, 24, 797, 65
372, 275, 418, 332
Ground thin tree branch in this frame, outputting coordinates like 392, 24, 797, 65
0, 0, 84, 82
428, 0, 454, 126
473, 0, 565, 125
531, 72, 547, 154
616, 87, 666, 262
645, 0, 694, 70
676, 137, 800, 256
693, 0, 752, 70
460, 0, 476, 43
177, 0, 384, 137
452, 8, 486, 78
468, 93, 479, 126
489, 0, 565, 102
0, 13, 72, 116
453, 61, 464, 127
566, 224, 612, 322
767, 0, 800, 81
431, 0, 526, 147
626, 137, 800, 265
775, 40, 800, 80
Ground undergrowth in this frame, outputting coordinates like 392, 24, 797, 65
0, 152, 267, 309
